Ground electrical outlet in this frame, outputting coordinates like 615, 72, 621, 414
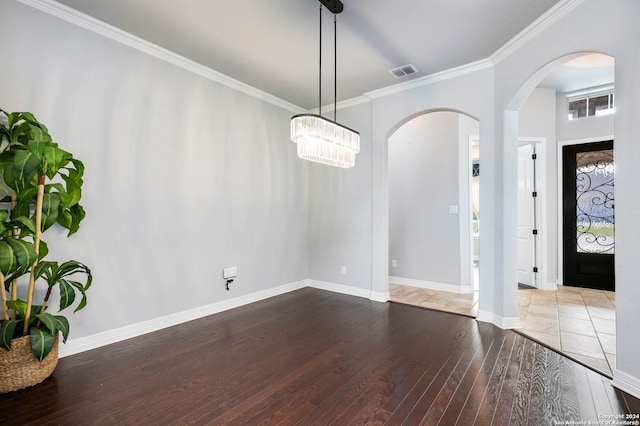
391, 259, 397, 268
341, 266, 347, 275
223, 266, 237, 279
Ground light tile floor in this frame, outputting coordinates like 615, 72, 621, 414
518, 285, 616, 377
389, 283, 479, 317
389, 282, 616, 377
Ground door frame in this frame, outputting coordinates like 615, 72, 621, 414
557, 135, 614, 286
465, 135, 480, 292
518, 137, 550, 290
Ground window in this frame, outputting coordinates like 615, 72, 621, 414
568, 89, 614, 120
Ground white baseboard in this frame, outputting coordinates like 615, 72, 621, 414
389, 276, 474, 294
59, 279, 309, 358
60, 279, 390, 358
539, 281, 558, 291
612, 369, 640, 400
369, 290, 390, 303
477, 310, 521, 330
308, 280, 371, 299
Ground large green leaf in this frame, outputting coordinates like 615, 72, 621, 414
9, 216, 36, 235
16, 186, 37, 204
27, 139, 49, 156
41, 193, 61, 231
5, 238, 37, 272
35, 313, 57, 334
57, 203, 85, 236
59, 177, 82, 208
68, 281, 88, 311
7, 300, 42, 324
33, 260, 58, 282
0, 210, 7, 234
0, 320, 20, 350
58, 280, 76, 311
54, 315, 69, 343
30, 328, 56, 361
37, 239, 49, 261
11, 150, 40, 191
0, 241, 17, 275
43, 146, 71, 179
69, 158, 84, 180
6, 299, 27, 319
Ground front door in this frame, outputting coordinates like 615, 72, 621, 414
562, 140, 615, 290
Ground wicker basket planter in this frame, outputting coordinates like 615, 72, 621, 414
0, 334, 59, 394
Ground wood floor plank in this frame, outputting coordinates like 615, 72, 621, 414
587, 366, 619, 415
526, 342, 549, 425
451, 336, 506, 425
570, 359, 599, 421
474, 330, 518, 425
556, 354, 581, 422
437, 324, 504, 425
1, 288, 637, 425
491, 332, 527, 426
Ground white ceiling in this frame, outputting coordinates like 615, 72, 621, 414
54, 0, 572, 109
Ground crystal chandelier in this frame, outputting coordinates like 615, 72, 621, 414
290, 0, 360, 168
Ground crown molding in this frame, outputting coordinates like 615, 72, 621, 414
490, 0, 584, 64
18, 0, 583, 113
308, 95, 371, 115
364, 59, 493, 100
16, 0, 305, 114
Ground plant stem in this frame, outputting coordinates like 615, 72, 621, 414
22, 173, 45, 335
39, 287, 52, 314
0, 272, 8, 321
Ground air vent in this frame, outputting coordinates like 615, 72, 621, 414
389, 64, 418, 78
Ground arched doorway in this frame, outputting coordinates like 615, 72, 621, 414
386, 110, 480, 316
507, 52, 617, 376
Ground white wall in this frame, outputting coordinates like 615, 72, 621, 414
556, 91, 614, 141
1, 1, 309, 340
388, 112, 476, 290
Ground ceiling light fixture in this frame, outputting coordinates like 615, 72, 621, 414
290, 0, 360, 168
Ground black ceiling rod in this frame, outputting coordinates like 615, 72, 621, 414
318, 0, 343, 14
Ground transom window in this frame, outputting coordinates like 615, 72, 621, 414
568, 89, 614, 120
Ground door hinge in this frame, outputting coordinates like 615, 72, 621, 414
532, 229, 538, 235
533, 267, 538, 273
532, 191, 537, 198
531, 153, 537, 160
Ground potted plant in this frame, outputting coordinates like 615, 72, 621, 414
0, 110, 91, 393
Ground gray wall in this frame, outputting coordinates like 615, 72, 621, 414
307, 102, 373, 292
1, 0, 309, 339
388, 112, 466, 287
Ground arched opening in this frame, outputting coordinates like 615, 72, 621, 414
507, 52, 616, 376
386, 110, 480, 316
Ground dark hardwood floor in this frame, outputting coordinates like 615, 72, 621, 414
1, 288, 638, 425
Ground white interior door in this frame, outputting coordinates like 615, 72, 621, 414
517, 144, 537, 287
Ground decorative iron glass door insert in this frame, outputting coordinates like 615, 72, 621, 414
562, 140, 615, 290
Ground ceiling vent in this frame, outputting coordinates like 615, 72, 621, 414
389, 64, 418, 78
